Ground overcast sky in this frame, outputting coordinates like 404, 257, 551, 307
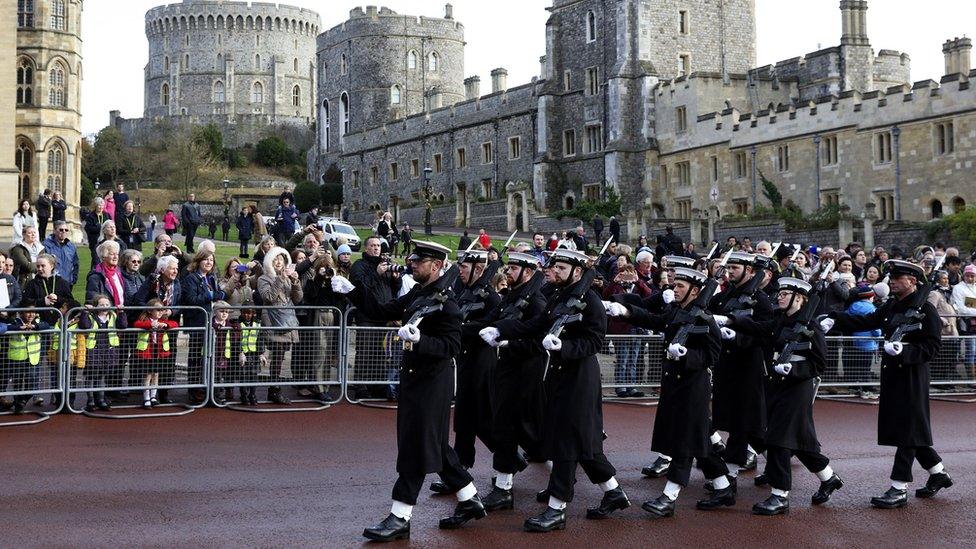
81, 0, 975, 135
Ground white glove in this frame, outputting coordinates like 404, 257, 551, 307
819, 318, 835, 333
883, 341, 904, 356
479, 327, 501, 346
331, 275, 355, 294
662, 289, 675, 304
601, 300, 614, 311
667, 343, 688, 358
398, 323, 421, 343
774, 363, 793, 376
720, 327, 737, 341
712, 314, 730, 326
606, 302, 629, 317
542, 334, 562, 351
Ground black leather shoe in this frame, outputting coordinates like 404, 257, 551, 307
712, 439, 727, 455
586, 487, 630, 519
430, 481, 452, 495
524, 507, 566, 532
641, 456, 672, 478
536, 489, 550, 503
812, 475, 844, 505
754, 473, 769, 487
739, 453, 757, 472
439, 496, 487, 529
629, 390, 646, 398
870, 487, 908, 509
696, 486, 736, 510
363, 513, 410, 542
915, 472, 952, 498
482, 486, 514, 511
704, 476, 737, 494
641, 494, 676, 518
97, 401, 112, 411
752, 494, 789, 516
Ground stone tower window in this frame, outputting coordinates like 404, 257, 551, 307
294, 58, 299, 72
255, 35, 261, 47
251, 81, 264, 103
47, 143, 65, 195
48, 62, 66, 107
340, 54, 348, 75
183, 54, 190, 71
874, 132, 893, 164
254, 54, 261, 71
16, 57, 34, 105
935, 122, 955, 155
563, 129, 576, 157
186, 34, 190, 46
585, 10, 596, 43
777, 145, 790, 173
585, 67, 599, 96
321, 99, 330, 151
679, 10, 689, 35
508, 136, 521, 160
164, 56, 169, 74
213, 81, 225, 102
390, 85, 402, 104
292, 85, 301, 107
679, 54, 691, 77
822, 135, 839, 166
217, 53, 223, 70
17, 0, 34, 28
734, 151, 748, 179
481, 142, 493, 164
930, 199, 943, 219
428, 52, 439, 72
407, 50, 418, 70
584, 125, 603, 153
675, 106, 688, 132
339, 92, 350, 135
161, 83, 169, 106
952, 196, 966, 213
15, 138, 34, 201
51, 0, 66, 31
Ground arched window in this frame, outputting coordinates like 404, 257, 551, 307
16, 57, 34, 105
585, 10, 596, 42
183, 53, 189, 71
952, 196, 967, 213
255, 34, 260, 47
428, 52, 439, 72
294, 57, 299, 72
47, 143, 65, 195
254, 53, 261, 70
251, 81, 264, 103
931, 199, 944, 219
48, 62, 65, 107
213, 80, 225, 102
15, 138, 34, 202
17, 0, 34, 28
216, 53, 223, 69
161, 82, 169, 106
51, 0, 66, 31
565, 194, 575, 209
164, 55, 169, 73
340, 53, 348, 75
390, 85, 401, 104
339, 92, 350, 135
407, 50, 417, 70
292, 85, 301, 107
321, 99, 331, 151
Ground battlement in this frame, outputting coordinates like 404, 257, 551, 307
319, 4, 463, 47
146, 2, 321, 36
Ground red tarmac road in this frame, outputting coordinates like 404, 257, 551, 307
2, 399, 973, 547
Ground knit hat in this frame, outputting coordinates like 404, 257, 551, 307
854, 282, 875, 300
965, 264, 976, 276
336, 244, 352, 256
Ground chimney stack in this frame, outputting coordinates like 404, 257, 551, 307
444, 3, 454, 19
464, 76, 481, 100
491, 67, 508, 94
944, 37, 973, 75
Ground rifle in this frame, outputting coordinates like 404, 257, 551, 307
459, 261, 501, 321
720, 245, 780, 315
497, 270, 545, 321
776, 260, 835, 366
402, 264, 461, 350
542, 267, 598, 380
888, 254, 946, 342
666, 250, 731, 357
500, 230, 518, 256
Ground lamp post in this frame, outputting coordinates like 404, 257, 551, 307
222, 178, 230, 218
892, 126, 902, 221
423, 163, 433, 235
135, 180, 141, 215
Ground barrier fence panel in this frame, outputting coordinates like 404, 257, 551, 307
0, 307, 65, 426
65, 306, 210, 418
598, 333, 665, 402
343, 307, 402, 405
210, 306, 344, 411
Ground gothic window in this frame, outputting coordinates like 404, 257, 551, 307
340, 92, 350, 135
292, 85, 301, 107
161, 83, 169, 106
48, 62, 66, 107
321, 99, 330, 151
777, 145, 790, 172
585, 10, 596, 42
47, 143, 65, 195
390, 85, 402, 104
164, 56, 170, 73
428, 52, 439, 72
213, 80, 225, 102
952, 196, 966, 213
16, 57, 34, 105
407, 50, 418, 70
251, 81, 263, 103
15, 139, 34, 202
17, 0, 34, 28
51, 0, 66, 31
216, 53, 223, 69
254, 53, 261, 70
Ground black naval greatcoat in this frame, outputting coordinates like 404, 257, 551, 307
360, 281, 463, 474
626, 303, 721, 458
494, 279, 607, 462
708, 281, 775, 438
831, 294, 942, 447
734, 311, 827, 452
453, 281, 502, 455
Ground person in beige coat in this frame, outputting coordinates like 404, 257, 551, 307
257, 246, 303, 404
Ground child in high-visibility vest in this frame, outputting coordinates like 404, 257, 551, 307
236, 305, 261, 405
132, 299, 178, 409
79, 294, 127, 412
50, 299, 84, 409
212, 301, 240, 404
6, 305, 45, 415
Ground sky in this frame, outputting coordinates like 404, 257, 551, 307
80, 0, 976, 135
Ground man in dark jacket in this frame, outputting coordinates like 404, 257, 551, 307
36, 189, 52, 239
348, 236, 402, 398
180, 193, 203, 253
592, 215, 604, 243
571, 226, 589, 253
608, 216, 620, 245
457, 230, 472, 251
824, 259, 952, 509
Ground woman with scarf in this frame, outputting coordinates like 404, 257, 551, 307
86, 240, 126, 307
10, 226, 44, 286
179, 249, 227, 404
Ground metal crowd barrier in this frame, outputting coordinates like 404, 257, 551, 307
598, 333, 665, 405
209, 306, 344, 412
342, 307, 402, 407
64, 306, 210, 419
0, 307, 65, 426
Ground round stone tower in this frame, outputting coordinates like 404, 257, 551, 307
144, 0, 321, 128
317, 4, 464, 151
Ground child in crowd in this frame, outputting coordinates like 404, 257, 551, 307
846, 283, 882, 399
79, 294, 127, 412
7, 304, 46, 415
237, 304, 262, 405
132, 299, 178, 409
212, 301, 240, 404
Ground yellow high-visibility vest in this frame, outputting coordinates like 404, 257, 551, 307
86, 313, 121, 349
136, 331, 170, 352
8, 332, 41, 366
241, 322, 260, 353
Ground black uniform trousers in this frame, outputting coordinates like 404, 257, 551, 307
764, 446, 830, 491
891, 446, 942, 483
724, 432, 766, 467
547, 454, 615, 503
668, 454, 729, 487
391, 447, 473, 506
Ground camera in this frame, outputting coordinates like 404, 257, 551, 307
235, 265, 248, 274
164, 246, 178, 255
388, 264, 407, 274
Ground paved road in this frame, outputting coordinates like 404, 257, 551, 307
2, 400, 972, 547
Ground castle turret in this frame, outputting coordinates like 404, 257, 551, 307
944, 37, 973, 75
840, 0, 869, 46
